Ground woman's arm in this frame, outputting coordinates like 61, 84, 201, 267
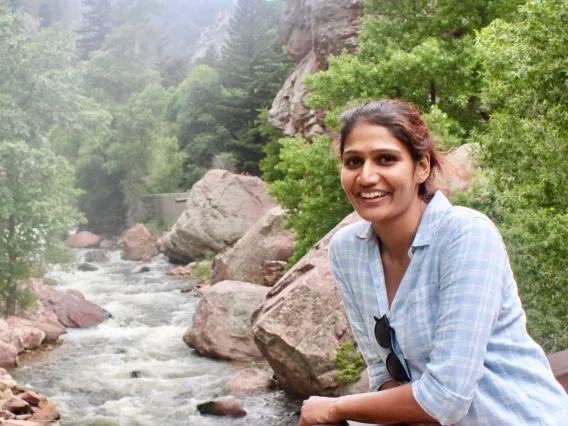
298, 384, 438, 425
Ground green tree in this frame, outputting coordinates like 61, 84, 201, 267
0, 142, 84, 315
0, 4, 104, 147
462, 0, 568, 352
76, 0, 112, 60
217, 0, 293, 171
305, 0, 524, 139
168, 65, 231, 187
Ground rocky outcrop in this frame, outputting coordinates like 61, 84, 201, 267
183, 281, 269, 360
31, 280, 107, 328
163, 170, 278, 264
0, 342, 18, 369
268, 0, 364, 139
211, 207, 295, 285
122, 224, 158, 262
252, 211, 371, 397
64, 231, 101, 249
225, 367, 274, 396
437, 143, 477, 196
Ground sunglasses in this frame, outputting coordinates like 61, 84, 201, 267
374, 314, 411, 384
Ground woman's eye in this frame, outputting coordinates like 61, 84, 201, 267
378, 155, 396, 164
344, 157, 362, 167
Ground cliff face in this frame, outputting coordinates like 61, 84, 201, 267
268, 0, 364, 139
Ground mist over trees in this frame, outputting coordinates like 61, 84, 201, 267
0, 0, 292, 313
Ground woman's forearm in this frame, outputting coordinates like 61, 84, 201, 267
333, 383, 438, 424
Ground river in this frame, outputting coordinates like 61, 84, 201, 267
10, 249, 301, 426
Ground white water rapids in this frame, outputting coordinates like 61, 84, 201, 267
10, 249, 300, 426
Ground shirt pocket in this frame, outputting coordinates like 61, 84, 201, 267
399, 283, 439, 360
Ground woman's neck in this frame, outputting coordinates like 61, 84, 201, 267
373, 198, 428, 264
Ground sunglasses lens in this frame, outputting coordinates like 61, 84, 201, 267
374, 315, 391, 348
386, 352, 410, 383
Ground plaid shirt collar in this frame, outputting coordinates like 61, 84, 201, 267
354, 190, 452, 251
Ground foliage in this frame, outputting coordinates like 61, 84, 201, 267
0, 6, 104, 147
216, 0, 293, 171
462, 0, 568, 352
305, 0, 524, 139
332, 342, 366, 385
258, 108, 287, 182
168, 65, 230, 187
268, 135, 353, 265
0, 141, 84, 315
76, 0, 112, 60
191, 262, 211, 282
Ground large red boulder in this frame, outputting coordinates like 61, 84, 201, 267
163, 170, 278, 264
64, 231, 101, 249
31, 280, 106, 328
122, 224, 158, 261
183, 281, 269, 360
252, 212, 370, 397
211, 207, 295, 286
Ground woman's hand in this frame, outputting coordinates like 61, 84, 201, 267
297, 396, 343, 426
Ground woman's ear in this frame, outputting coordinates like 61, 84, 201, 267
417, 154, 431, 183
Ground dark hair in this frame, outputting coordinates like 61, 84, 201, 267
337, 99, 442, 200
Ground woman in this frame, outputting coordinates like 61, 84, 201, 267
298, 100, 568, 426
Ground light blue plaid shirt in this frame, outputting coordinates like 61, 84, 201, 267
329, 191, 568, 425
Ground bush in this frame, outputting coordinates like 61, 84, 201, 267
267, 135, 353, 266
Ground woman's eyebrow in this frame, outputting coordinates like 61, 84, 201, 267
343, 148, 402, 156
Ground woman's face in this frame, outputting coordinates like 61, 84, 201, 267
340, 121, 429, 226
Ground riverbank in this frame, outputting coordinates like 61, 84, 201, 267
9, 250, 301, 425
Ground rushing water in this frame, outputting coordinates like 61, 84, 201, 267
10, 249, 301, 426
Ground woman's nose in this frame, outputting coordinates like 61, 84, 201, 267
358, 161, 379, 185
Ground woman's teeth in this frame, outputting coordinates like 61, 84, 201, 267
360, 191, 388, 199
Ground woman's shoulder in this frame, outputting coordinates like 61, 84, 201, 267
436, 203, 503, 245
329, 220, 371, 252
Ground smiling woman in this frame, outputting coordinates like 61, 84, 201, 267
297, 100, 568, 426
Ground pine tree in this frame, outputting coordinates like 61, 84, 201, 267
217, 0, 292, 172
76, 0, 112, 60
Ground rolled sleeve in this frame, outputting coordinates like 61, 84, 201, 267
329, 242, 389, 392
412, 218, 506, 425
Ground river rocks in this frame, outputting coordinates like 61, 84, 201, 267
197, 396, 247, 417
8, 315, 64, 345
122, 224, 158, 261
163, 170, 278, 264
131, 265, 151, 274
183, 281, 269, 360
32, 280, 106, 328
168, 265, 190, 276
2, 397, 31, 415
3, 420, 44, 426
0, 343, 17, 369
77, 262, 98, 272
64, 231, 102, 249
224, 367, 274, 396
84, 250, 109, 263
0, 318, 45, 353
211, 207, 294, 285
252, 211, 370, 397
268, 0, 364, 139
